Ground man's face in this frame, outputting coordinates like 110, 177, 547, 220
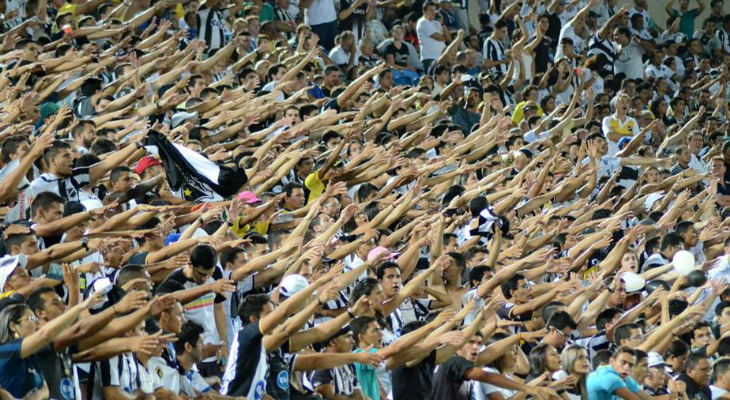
189, 334, 204, 363
325, 71, 339, 87
42, 202, 64, 223
112, 171, 133, 192
17, 235, 40, 256
380, 72, 393, 90
610, 281, 627, 304
162, 301, 186, 334
379, 267, 402, 298
688, 134, 703, 154
496, 27, 508, 39
689, 358, 712, 387
6, 266, 31, 290
512, 279, 530, 303
424, 5, 436, 19
361, 321, 383, 347
683, 226, 699, 247
191, 266, 214, 285
37, 291, 66, 321
51, 148, 74, 176
458, 336, 482, 362
713, 160, 727, 178
286, 188, 305, 210
692, 326, 713, 348
284, 108, 301, 125
624, 328, 644, 347
632, 358, 649, 383
610, 352, 636, 379
23, 43, 41, 60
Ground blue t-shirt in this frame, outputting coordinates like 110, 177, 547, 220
354, 348, 380, 400
0, 339, 44, 398
587, 365, 640, 400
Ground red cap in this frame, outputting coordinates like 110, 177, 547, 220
135, 156, 162, 175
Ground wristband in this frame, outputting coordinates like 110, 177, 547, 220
198, 217, 205, 224
518, 333, 525, 346
81, 237, 90, 252
226, 220, 234, 226
317, 298, 325, 306
135, 141, 143, 150
347, 309, 356, 319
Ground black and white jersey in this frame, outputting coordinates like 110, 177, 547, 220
221, 320, 268, 398
311, 364, 358, 396
575, 331, 613, 363
88, 353, 139, 400
197, 7, 230, 52
483, 37, 507, 74
28, 168, 95, 203
587, 32, 615, 74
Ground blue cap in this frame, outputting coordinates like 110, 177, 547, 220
165, 233, 181, 247
618, 137, 632, 149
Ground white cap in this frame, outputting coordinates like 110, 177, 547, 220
171, 111, 198, 129
0, 255, 23, 292
647, 352, 668, 368
279, 274, 309, 298
645, 192, 664, 212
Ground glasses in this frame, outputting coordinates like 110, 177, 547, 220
520, 283, 531, 289
18, 314, 38, 324
629, 334, 645, 341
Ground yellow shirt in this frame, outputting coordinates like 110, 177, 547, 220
511, 102, 544, 124
231, 218, 270, 238
304, 172, 326, 204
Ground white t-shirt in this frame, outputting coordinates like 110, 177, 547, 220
416, 17, 446, 61
474, 367, 519, 400
304, 0, 337, 26
614, 41, 645, 80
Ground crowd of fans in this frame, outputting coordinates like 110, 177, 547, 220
4, 0, 730, 399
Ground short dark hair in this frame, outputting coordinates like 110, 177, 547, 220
665, 339, 690, 359
714, 357, 730, 381
26, 287, 57, 314
155, 279, 186, 296
685, 352, 708, 372
349, 278, 379, 306
612, 346, 636, 359
376, 262, 400, 279
116, 265, 146, 287
110, 166, 131, 183
546, 311, 577, 331
494, 18, 508, 30
1, 136, 29, 164
90, 137, 117, 156
613, 323, 641, 346
596, 308, 622, 330
593, 349, 612, 369
691, 321, 713, 340
237, 294, 271, 324
220, 247, 245, 269
31, 191, 65, 218
173, 320, 204, 353
661, 233, 684, 251
190, 244, 217, 270
501, 273, 525, 298
350, 316, 377, 345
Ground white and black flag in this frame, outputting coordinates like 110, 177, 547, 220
146, 131, 248, 202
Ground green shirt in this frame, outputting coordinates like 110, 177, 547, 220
353, 348, 380, 400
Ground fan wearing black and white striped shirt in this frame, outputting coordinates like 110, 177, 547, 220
196, 0, 231, 53
482, 19, 510, 74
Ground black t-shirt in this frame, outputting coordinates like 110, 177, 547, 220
128, 251, 150, 265
338, 0, 367, 38
267, 344, 297, 400
677, 373, 712, 400
428, 355, 474, 400
392, 350, 436, 400
322, 98, 341, 112
222, 319, 267, 397
164, 267, 226, 304
36, 344, 77, 400
533, 37, 553, 74
384, 42, 410, 67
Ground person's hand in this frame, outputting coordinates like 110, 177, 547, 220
340, 203, 358, 222
81, 290, 107, 310
61, 264, 79, 292
438, 330, 465, 346
115, 290, 149, 314
147, 295, 176, 317
550, 375, 578, 391
525, 386, 560, 400
208, 279, 236, 297
353, 345, 384, 367
127, 335, 159, 356
350, 295, 372, 316
523, 328, 548, 343
317, 284, 341, 304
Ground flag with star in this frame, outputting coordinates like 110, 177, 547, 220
146, 131, 248, 202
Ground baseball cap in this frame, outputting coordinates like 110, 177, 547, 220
523, 101, 539, 110
135, 155, 163, 175
171, 111, 198, 129
279, 274, 309, 298
367, 246, 399, 262
0, 255, 23, 292
647, 352, 669, 368
645, 192, 665, 212
618, 136, 632, 150
238, 191, 262, 205
40, 102, 60, 119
